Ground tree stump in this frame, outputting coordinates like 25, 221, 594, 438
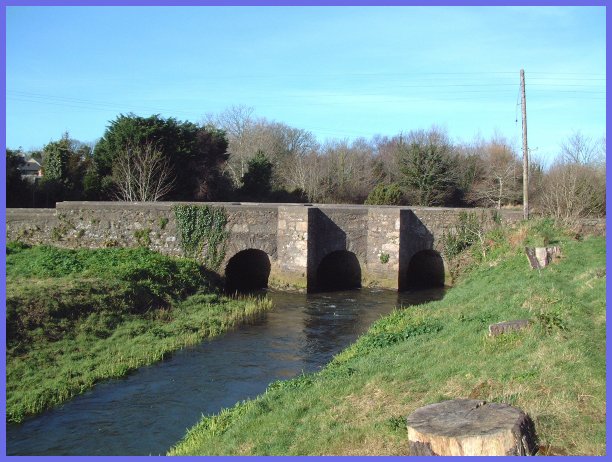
406, 399, 538, 456
525, 246, 562, 269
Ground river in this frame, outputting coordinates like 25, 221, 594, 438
6, 287, 444, 456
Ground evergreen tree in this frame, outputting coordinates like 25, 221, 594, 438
93, 114, 229, 200
241, 150, 273, 200
399, 128, 459, 206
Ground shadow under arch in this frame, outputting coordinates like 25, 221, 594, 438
402, 249, 445, 290
315, 250, 361, 292
225, 249, 271, 293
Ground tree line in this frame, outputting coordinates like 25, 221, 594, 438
6, 106, 606, 223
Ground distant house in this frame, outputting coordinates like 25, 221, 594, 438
18, 158, 43, 182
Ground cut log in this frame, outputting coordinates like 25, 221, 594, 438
525, 246, 562, 269
406, 399, 538, 456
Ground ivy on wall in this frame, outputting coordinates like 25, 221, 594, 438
173, 204, 228, 271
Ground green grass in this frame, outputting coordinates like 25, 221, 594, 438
168, 224, 606, 456
5, 244, 273, 423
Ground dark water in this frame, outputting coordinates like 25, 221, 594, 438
6, 288, 444, 456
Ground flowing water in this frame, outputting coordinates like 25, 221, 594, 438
6, 288, 444, 456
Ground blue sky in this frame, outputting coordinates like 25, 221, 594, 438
5, 5, 606, 165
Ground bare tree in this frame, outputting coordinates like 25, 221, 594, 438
539, 161, 605, 224
205, 105, 256, 185
560, 131, 604, 166
452, 142, 483, 205
467, 135, 522, 209
282, 151, 326, 202
274, 126, 319, 191
535, 131, 606, 224
527, 153, 546, 214
320, 138, 377, 203
371, 134, 404, 184
112, 142, 175, 202
205, 104, 255, 141
207, 106, 320, 194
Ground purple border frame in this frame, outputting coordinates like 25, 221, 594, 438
0, 1, 609, 6
1, 0, 6, 459
1, 0, 608, 460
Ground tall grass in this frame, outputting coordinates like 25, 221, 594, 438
168, 222, 606, 456
5, 244, 273, 423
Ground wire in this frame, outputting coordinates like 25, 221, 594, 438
515, 82, 521, 125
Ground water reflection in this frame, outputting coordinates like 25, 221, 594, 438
7, 287, 444, 456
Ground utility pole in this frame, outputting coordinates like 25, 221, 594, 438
520, 69, 529, 220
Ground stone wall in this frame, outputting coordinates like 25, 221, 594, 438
7, 201, 579, 292
365, 208, 404, 289
5, 208, 58, 243
399, 210, 437, 290
307, 206, 369, 290
568, 218, 606, 237
274, 206, 311, 289
315, 206, 369, 265
6, 202, 279, 257
409, 207, 524, 252
223, 204, 278, 265
54, 201, 181, 254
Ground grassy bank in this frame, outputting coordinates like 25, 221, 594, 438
168, 223, 606, 456
5, 244, 272, 423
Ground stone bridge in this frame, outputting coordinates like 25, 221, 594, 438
5, 202, 523, 292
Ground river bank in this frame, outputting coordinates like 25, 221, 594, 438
168, 223, 606, 456
5, 244, 272, 423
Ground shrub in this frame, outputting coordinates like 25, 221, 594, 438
531, 218, 558, 246
134, 228, 152, 247
538, 162, 605, 224
6, 241, 31, 255
440, 211, 482, 260
365, 183, 404, 205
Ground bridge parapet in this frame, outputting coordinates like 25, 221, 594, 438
6, 202, 523, 292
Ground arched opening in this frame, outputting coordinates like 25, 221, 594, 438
316, 251, 361, 292
403, 250, 445, 290
225, 249, 271, 293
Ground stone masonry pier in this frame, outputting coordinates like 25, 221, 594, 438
5, 202, 523, 292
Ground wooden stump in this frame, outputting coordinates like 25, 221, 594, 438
525, 246, 562, 269
406, 399, 538, 456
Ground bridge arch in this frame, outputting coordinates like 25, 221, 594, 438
315, 250, 362, 292
224, 248, 271, 293
402, 249, 445, 290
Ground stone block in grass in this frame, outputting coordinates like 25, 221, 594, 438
488, 319, 530, 337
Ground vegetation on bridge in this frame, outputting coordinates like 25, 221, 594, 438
173, 204, 229, 270
5, 244, 272, 423
168, 220, 605, 456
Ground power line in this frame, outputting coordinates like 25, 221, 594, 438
8, 82, 604, 106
